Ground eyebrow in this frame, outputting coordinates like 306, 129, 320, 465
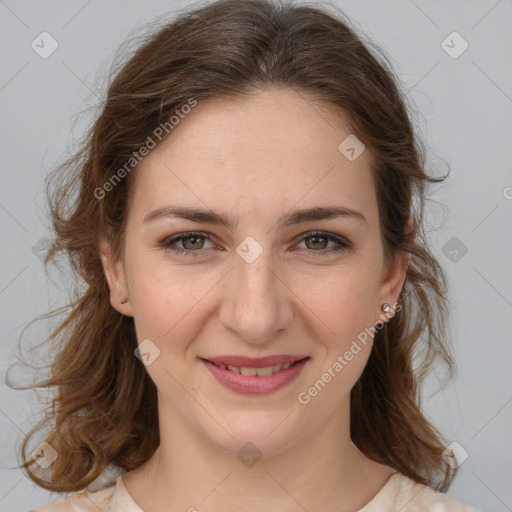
143, 204, 367, 228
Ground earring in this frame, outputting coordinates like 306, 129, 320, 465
120, 297, 129, 304
382, 303, 391, 313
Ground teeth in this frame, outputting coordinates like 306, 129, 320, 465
255, 366, 274, 376
240, 367, 258, 376
213, 361, 296, 375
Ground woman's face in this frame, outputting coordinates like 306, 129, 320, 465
101, 87, 407, 456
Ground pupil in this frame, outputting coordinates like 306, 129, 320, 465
185, 236, 203, 249
309, 236, 326, 249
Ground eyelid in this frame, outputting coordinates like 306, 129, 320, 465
292, 230, 353, 254
161, 231, 217, 250
161, 230, 353, 256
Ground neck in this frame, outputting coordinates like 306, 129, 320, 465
122, 394, 394, 512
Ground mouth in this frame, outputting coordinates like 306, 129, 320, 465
202, 357, 310, 376
200, 355, 311, 395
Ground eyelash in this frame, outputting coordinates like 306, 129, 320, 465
160, 230, 353, 258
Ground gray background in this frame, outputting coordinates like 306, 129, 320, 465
1, 0, 511, 510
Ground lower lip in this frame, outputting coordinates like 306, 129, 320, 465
201, 358, 310, 395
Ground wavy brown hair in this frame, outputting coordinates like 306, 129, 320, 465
7, 0, 457, 495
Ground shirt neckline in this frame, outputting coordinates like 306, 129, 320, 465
117, 470, 401, 511
355, 471, 400, 510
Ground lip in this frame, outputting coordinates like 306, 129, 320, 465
200, 356, 311, 395
203, 354, 309, 368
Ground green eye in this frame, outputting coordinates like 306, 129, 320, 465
161, 230, 352, 258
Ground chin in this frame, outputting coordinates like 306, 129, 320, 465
199, 409, 303, 460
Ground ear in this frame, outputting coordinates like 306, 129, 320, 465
375, 218, 414, 321
99, 235, 133, 317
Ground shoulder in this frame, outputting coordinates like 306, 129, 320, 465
364, 472, 481, 511
29, 477, 119, 512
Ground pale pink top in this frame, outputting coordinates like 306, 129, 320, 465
30, 471, 481, 511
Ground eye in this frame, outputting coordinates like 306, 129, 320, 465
294, 231, 353, 257
160, 230, 352, 258
161, 231, 216, 257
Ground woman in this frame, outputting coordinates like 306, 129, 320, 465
11, 0, 480, 510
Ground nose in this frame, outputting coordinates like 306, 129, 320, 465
218, 249, 294, 344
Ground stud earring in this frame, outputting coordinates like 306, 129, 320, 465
120, 297, 129, 304
382, 303, 391, 313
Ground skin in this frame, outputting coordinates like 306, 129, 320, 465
100, 87, 410, 512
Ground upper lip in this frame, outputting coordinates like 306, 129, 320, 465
202, 355, 310, 368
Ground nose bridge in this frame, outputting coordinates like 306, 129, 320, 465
219, 242, 293, 343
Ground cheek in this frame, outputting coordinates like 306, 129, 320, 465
296, 270, 379, 402
128, 260, 223, 346
292, 265, 380, 344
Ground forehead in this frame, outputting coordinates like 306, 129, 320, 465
129, 87, 377, 225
